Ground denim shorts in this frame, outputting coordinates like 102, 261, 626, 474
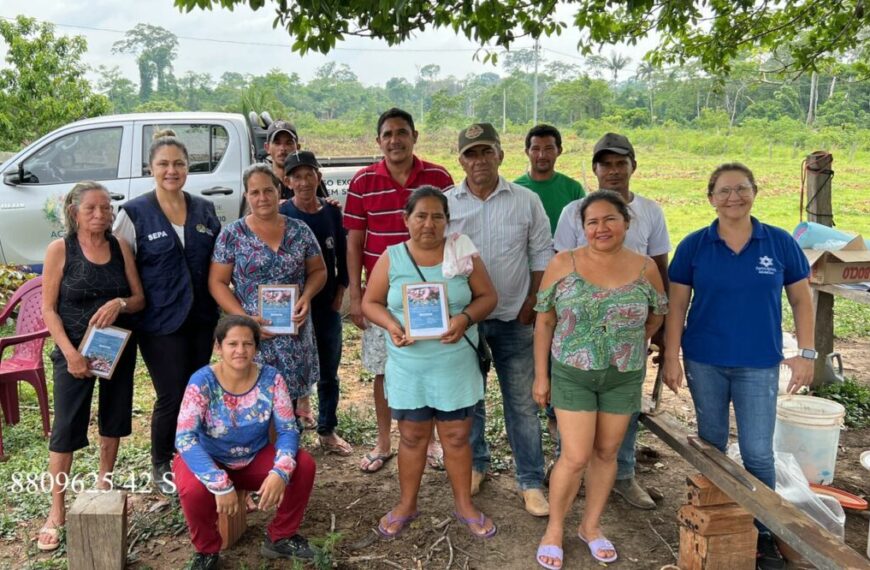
391, 404, 476, 422
551, 359, 643, 415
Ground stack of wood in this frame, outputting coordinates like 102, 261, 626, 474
678, 474, 757, 570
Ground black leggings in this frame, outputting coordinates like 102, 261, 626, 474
138, 320, 214, 465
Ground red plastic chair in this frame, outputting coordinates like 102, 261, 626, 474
0, 275, 51, 452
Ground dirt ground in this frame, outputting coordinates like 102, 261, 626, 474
6, 340, 870, 569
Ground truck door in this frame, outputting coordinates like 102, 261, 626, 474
129, 121, 239, 226
0, 123, 131, 267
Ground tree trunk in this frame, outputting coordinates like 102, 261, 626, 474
828, 75, 837, 98
806, 71, 818, 126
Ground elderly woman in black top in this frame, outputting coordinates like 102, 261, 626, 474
39, 181, 145, 551
114, 130, 222, 493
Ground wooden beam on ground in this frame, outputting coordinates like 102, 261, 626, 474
67, 491, 127, 570
640, 412, 870, 570
805, 151, 836, 386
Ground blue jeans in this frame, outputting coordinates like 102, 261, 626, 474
684, 359, 779, 490
470, 319, 545, 490
312, 307, 342, 436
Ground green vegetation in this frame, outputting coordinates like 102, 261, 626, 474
174, 0, 870, 78
815, 378, 870, 428
0, 16, 110, 151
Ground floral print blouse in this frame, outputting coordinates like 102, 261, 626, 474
175, 364, 299, 494
212, 216, 322, 399
535, 259, 668, 372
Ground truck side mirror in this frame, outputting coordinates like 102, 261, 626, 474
3, 163, 22, 185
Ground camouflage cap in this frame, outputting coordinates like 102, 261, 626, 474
458, 123, 500, 156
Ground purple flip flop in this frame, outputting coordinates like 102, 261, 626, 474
578, 531, 618, 563
454, 511, 497, 539
536, 544, 564, 569
377, 510, 420, 539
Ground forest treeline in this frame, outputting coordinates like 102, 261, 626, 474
2, 17, 870, 152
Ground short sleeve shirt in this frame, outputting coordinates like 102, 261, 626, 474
554, 193, 671, 257
514, 171, 585, 235
342, 156, 454, 278
668, 217, 810, 368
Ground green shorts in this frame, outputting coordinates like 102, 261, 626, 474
551, 359, 643, 415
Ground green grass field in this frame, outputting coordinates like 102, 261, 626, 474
306, 129, 870, 338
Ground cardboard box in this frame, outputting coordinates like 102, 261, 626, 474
803, 236, 870, 284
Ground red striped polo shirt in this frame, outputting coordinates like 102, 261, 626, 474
343, 156, 454, 277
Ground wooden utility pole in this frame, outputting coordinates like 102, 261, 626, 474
805, 151, 834, 385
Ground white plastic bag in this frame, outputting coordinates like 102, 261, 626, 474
727, 444, 845, 539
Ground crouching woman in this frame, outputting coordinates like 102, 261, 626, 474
173, 315, 316, 569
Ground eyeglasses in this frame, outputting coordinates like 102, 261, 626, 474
710, 185, 754, 200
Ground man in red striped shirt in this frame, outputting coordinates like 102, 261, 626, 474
343, 108, 454, 473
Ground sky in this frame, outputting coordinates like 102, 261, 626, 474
1, 1, 659, 87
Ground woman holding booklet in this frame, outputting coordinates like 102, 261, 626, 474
209, 163, 326, 408
362, 186, 499, 539
38, 181, 145, 551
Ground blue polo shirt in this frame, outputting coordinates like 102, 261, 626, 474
669, 217, 809, 368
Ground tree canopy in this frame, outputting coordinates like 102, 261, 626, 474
173, 0, 870, 75
0, 16, 109, 150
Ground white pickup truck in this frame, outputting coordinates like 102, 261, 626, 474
0, 112, 377, 269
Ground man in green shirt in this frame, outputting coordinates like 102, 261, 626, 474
514, 124, 585, 234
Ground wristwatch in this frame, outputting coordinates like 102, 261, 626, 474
798, 348, 818, 360
117, 297, 128, 312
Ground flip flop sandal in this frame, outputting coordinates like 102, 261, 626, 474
578, 531, 618, 563
36, 525, 62, 552
296, 409, 317, 430
536, 544, 564, 570
454, 511, 497, 539
359, 451, 394, 473
319, 435, 353, 456
377, 510, 420, 539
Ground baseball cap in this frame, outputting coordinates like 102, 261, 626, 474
593, 133, 635, 163
283, 150, 320, 174
458, 123, 500, 156
266, 120, 298, 144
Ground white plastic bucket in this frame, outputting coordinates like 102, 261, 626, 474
773, 395, 845, 485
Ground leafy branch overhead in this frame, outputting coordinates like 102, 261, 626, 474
172, 0, 870, 74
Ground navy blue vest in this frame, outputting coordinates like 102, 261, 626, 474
121, 191, 220, 335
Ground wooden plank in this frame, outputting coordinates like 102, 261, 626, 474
813, 284, 870, 305
218, 490, 248, 550
686, 474, 734, 507
640, 411, 870, 570
67, 491, 127, 570
677, 504, 754, 536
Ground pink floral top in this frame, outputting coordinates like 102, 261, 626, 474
175, 364, 298, 494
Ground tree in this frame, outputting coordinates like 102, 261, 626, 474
605, 51, 631, 83
173, 0, 870, 76
113, 24, 179, 99
0, 16, 110, 150
97, 65, 140, 113
502, 49, 539, 74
